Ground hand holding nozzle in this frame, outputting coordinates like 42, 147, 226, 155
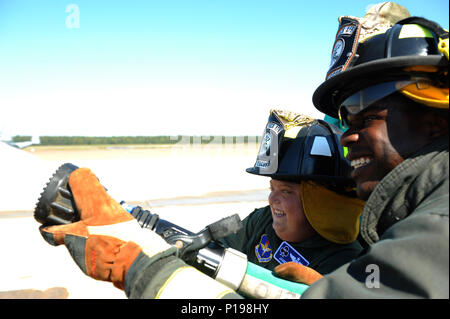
34, 163, 244, 289
35, 164, 174, 290
35, 163, 309, 298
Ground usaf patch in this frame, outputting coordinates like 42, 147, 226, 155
274, 241, 310, 266
255, 234, 273, 263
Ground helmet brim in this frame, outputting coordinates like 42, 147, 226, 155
246, 167, 355, 187
312, 55, 447, 118
245, 167, 304, 183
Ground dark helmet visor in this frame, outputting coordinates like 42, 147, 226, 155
338, 80, 414, 128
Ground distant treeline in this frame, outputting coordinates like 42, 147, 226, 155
12, 135, 260, 145
11, 136, 33, 142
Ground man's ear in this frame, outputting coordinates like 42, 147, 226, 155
424, 111, 448, 139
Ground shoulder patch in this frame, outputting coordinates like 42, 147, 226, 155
255, 234, 273, 263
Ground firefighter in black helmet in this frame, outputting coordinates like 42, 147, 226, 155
286, 2, 449, 298
314, 3, 448, 122
221, 109, 365, 279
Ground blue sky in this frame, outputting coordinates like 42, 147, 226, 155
0, 0, 448, 137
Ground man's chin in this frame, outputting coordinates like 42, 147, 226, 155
356, 181, 379, 201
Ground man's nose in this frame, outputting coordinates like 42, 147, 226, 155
340, 129, 359, 147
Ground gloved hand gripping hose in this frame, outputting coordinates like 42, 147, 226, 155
35, 163, 309, 298
34, 163, 242, 273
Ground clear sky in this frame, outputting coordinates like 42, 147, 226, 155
1, 0, 448, 137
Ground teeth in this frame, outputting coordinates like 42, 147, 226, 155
351, 157, 372, 169
272, 209, 285, 217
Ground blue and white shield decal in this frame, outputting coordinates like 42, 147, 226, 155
255, 234, 273, 263
274, 241, 309, 266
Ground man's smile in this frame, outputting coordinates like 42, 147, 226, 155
347, 152, 374, 180
350, 156, 373, 169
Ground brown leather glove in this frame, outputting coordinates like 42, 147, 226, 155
274, 262, 323, 285
39, 167, 172, 290
40, 167, 134, 244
